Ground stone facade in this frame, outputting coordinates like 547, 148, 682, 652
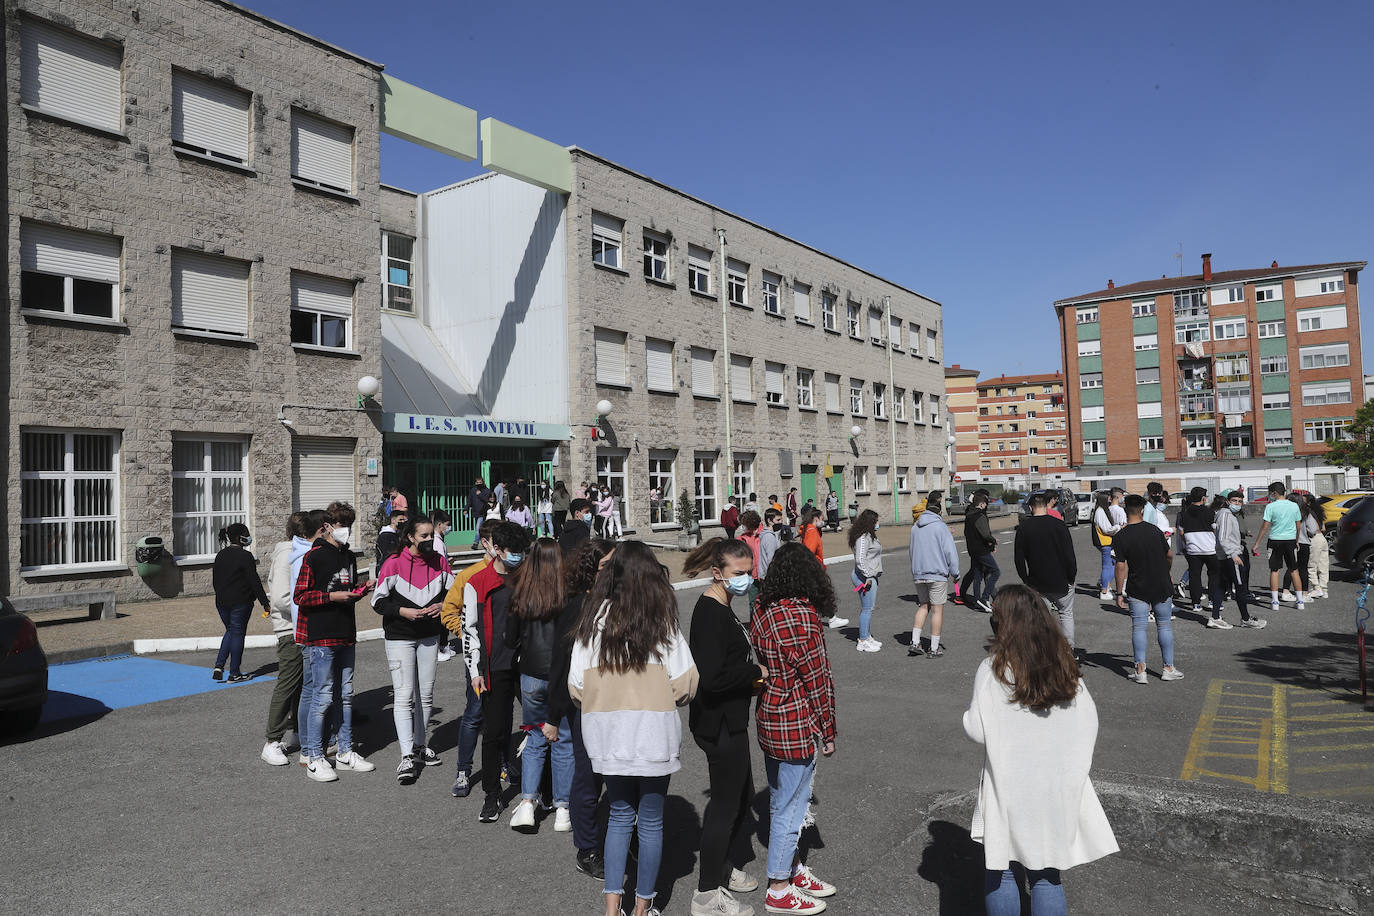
5, 0, 385, 599
564, 150, 948, 531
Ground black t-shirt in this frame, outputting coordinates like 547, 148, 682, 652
1111, 521, 1173, 603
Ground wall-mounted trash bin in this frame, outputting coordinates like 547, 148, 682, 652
135, 536, 167, 577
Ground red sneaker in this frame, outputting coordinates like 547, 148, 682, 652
765, 888, 826, 914
790, 865, 836, 898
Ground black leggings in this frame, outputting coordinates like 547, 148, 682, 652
1185, 554, 1224, 619
1297, 545, 1312, 591
693, 723, 755, 893
479, 668, 518, 797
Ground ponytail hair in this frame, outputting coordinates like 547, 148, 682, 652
682, 537, 754, 577
219, 522, 251, 547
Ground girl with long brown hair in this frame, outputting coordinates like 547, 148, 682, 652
505, 537, 569, 832
847, 509, 883, 651
570, 541, 698, 916
682, 537, 766, 915
964, 584, 1117, 915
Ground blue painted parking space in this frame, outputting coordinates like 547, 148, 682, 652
41, 655, 274, 724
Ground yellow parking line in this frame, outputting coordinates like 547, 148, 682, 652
1272, 684, 1289, 794
1181, 680, 1226, 783
1304, 785, 1374, 798
1291, 725, 1374, 738
1294, 762, 1374, 775
1292, 743, 1374, 754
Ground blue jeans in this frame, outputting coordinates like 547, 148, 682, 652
850, 570, 878, 640
603, 774, 669, 900
214, 603, 253, 675
984, 867, 1065, 916
1099, 545, 1115, 591
961, 553, 1001, 606
539, 511, 554, 536
519, 674, 574, 805
765, 754, 817, 880
1127, 597, 1175, 668
456, 675, 483, 775
304, 645, 354, 759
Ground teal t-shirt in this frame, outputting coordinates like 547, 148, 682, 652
1263, 498, 1301, 541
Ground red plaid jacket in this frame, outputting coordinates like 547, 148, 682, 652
751, 596, 836, 760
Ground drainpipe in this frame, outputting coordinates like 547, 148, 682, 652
885, 295, 899, 524
718, 228, 733, 506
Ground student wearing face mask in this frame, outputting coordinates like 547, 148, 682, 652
560, 498, 595, 553
758, 509, 785, 581
683, 538, 765, 916
1212, 491, 1266, 630
507, 494, 535, 534
373, 516, 455, 785
848, 510, 884, 653
212, 523, 270, 683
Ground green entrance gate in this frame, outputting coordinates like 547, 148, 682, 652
800, 466, 818, 509
385, 443, 552, 547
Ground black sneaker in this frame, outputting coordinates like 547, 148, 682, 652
907, 643, 925, 657
451, 771, 472, 798
211, 667, 224, 681
226, 672, 251, 683
926, 645, 946, 658
575, 848, 605, 880
416, 747, 442, 767
397, 755, 419, 785
479, 794, 503, 823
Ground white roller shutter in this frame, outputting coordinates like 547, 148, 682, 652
793, 283, 811, 321
172, 251, 250, 335
867, 309, 883, 341
646, 339, 674, 392
691, 348, 715, 396
291, 437, 356, 512
594, 328, 627, 385
765, 362, 785, 401
172, 71, 251, 162
291, 110, 354, 192
889, 315, 902, 346
292, 272, 354, 317
591, 212, 622, 238
21, 19, 122, 134
730, 355, 752, 399
824, 375, 841, 411
21, 223, 120, 281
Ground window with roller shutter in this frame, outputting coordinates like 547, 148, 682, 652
594, 328, 628, 386
793, 282, 812, 322
824, 373, 841, 412
291, 271, 354, 349
765, 362, 785, 405
173, 250, 251, 336
730, 354, 753, 401
291, 109, 355, 194
21, 18, 123, 135
172, 70, 251, 164
646, 338, 675, 392
20, 222, 121, 319
691, 347, 716, 396
291, 438, 356, 512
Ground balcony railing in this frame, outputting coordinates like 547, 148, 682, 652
1266, 445, 1295, 458
1224, 447, 1253, 458
1180, 410, 1216, 425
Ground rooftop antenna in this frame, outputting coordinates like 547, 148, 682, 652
1174, 242, 1183, 277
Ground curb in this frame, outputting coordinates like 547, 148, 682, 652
132, 627, 386, 655
46, 642, 136, 665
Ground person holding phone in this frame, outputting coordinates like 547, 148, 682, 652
373, 515, 454, 785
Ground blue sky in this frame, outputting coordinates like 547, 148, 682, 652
253, 0, 1373, 375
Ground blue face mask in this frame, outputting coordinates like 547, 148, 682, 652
503, 552, 524, 569
1230, 504, 1243, 514
723, 573, 753, 596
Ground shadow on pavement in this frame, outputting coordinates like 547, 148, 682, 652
1, 692, 110, 746
916, 819, 985, 915
1237, 630, 1367, 703
1078, 650, 1134, 681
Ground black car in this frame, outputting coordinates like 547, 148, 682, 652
1333, 496, 1374, 570
0, 598, 48, 734
1019, 488, 1081, 526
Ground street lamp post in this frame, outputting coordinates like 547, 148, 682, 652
884, 295, 900, 525
718, 228, 733, 507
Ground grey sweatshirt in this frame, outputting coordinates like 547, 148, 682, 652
855, 533, 884, 578
1214, 508, 1244, 560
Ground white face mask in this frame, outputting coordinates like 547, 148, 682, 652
331, 526, 351, 547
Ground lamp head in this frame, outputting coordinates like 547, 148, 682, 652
357, 375, 381, 399
595, 399, 614, 417
849, 425, 862, 438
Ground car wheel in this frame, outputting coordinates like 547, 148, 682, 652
1355, 546, 1374, 572
1, 705, 43, 735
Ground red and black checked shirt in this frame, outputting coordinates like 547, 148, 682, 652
293, 550, 354, 648
751, 596, 836, 760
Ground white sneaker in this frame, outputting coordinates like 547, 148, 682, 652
1271, 600, 1281, 612
856, 637, 882, 652
260, 740, 289, 766
827, 616, 849, 629
692, 888, 755, 916
553, 806, 572, 832
1131, 667, 1148, 684
729, 869, 760, 893
333, 751, 375, 772
1099, 589, 1112, 601
1161, 666, 1185, 681
1241, 618, 1268, 629
1206, 618, 1234, 629
1281, 590, 1297, 602
509, 798, 537, 830
436, 645, 457, 661
1310, 589, 1326, 600
1297, 602, 1306, 612
306, 757, 338, 782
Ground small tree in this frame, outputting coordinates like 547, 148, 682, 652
1324, 399, 1374, 472
677, 488, 699, 530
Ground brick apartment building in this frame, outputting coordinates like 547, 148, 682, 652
974, 372, 1069, 492
1056, 254, 1365, 496
946, 364, 980, 493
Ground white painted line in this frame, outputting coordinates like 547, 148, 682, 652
134, 627, 385, 655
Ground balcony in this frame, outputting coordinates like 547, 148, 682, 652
1266, 445, 1295, 458
1179, 409, 1215, 426
1224, 447, 1252, 458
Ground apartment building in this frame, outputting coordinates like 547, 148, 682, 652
946, 364, 981, 492
6, 0, 387, 600
1056, 254, 1365, 496
975, 372, 1069, 491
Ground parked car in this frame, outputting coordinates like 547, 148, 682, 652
915, 495, 1005, 523
1075, 492, 1093, 522
1332, 496, 1374, 570
1318, 492, 1374, 530
0, 598, 48, 735
1019, 488, 1081, 526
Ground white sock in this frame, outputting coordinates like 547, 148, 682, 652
912, 627, 921, 646
930, 635, 941, 652
792, 863, 805, 877
1297, 591, 1306, 602
1271, 590, 1279, 602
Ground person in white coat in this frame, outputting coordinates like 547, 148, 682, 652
963, 584, 1118, 915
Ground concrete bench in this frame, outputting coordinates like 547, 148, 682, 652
9, 590, 117, 621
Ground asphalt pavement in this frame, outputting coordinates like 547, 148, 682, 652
6, 521, 1373, 915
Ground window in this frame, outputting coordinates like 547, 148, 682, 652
868, 308, 885, 343
1025, 392, 1035, 401
20, 429, 120, 570
850, 378, 865, 415
290, 272, 353, 349
1305, 418, 1351, 444
1010, 459, 1021, 469
1078, 339, 1102, 357
893, 387, 906, 421
997, 460, 1006, 469
761, 272, 781, 314
1131, 299, 1156, 317
591, 213, 623, 269
1302, 381, 1353, 406
727, 259, 749, 307
793, 282, 812, 322
172, 70, 251, 164
1136, 366, 1160, 385
690, 347, 716, 396
824, 373, 842, 412
646, 338, 675, 393
732, 456, 754, 508
910, 323, 921, 356
1076, 306, 1099, 324
1255, 284, 1278, 302
290, 437, 355, 512
1297, 306, 1348, 332
1009, 423, 1019, 432
1137, 402, 1162, 419
1213, 317, 1247, 340
1215, 356, 1249, 381
1175, 320, 1209, 344
688, 245, 712, 293
1264, 429, 1293, 450
1215, 285, 1244, 305
1179, 392, 1214, 420
1300, 344, 1350, 370
889, 315, 902, 349
730, 354, 753, 401
382, 232, 414, 312
174, 250, 251, 337
982, 461, 992, 470
1184, 431, 1215, 456
980, 442, 992, 452
1083, 439, 1106, 456
873, 383, 887, 419
876, 466, 891, 493
1224, 431, 1252, 454
854, 466, 870, 493
20, 222, 120, 320
594, 327, 628, 386
694, 455, 718, 521
648, 452, 676, 524
1080, 372, 1103, 389
926, 328, 939, 361
912, 391, 924, 423
596, 453, 627, 526
1319, 277, 1346, 294
1262, 392, 1291, 410
1257, 320, 1285, 338
1217, 386, 1251, 413
821, 292, 837, 331
1173, 289, 1207, 317
796, 368, 815, 408
172, 438, 248, 560
21, 19, 122, 134
897, 467, 909, 491
765, 362, 786, 405
1260, 355, 1288, 374
1081, 405, 1105, 422
291, 110, 354, 194
643, 231, 669, 281
931, 395, 941, 423
846, 301, 861, 338
996, 424, 1004, 433
1139, 436, 1165, 452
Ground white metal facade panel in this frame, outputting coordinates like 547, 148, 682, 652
594, 327, 627, 385
172, 71, 251, 161
292, 272, 354, 317
291, 437, 356, 512
20, 223, 120, 281
172, 251, 250, 335
646, 339, 674, 392
291, 110, 354, 191
691, 348, 715, 395
423, 173, 569, 424
730, 355, 752, 397
20, 19, 122, 133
